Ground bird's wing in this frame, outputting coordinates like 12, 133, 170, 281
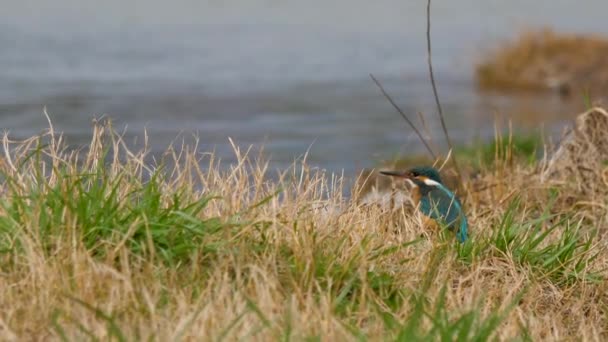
419, 184, 465, 229
419, 183, 468, 242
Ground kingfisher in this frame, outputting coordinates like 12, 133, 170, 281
380, 166, 468, 242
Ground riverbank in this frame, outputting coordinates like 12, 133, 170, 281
0, 116, 606, 340
476, 29, 608, 98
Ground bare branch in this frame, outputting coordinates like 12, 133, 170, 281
426, 0, 462, 178
370, 73, 437, 160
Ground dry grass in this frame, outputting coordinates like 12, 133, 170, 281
476, 29, 608, 95
0, 119, 607, 341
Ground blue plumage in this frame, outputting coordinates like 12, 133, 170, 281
380, 166, 468, 242
418, 181, 468, 243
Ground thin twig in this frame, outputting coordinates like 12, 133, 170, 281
417, 111, 433, 147
426, 0, 462, 178
370, 73, 437, 160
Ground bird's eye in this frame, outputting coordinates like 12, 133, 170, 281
410, 171, 418, 177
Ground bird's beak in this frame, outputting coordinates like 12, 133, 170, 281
379, 170, 410, 178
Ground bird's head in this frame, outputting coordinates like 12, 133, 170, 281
380, 166, 443, 188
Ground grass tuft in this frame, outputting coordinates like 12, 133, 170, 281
0, 121, 606, 340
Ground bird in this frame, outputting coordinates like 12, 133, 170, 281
380, 166, 468, 242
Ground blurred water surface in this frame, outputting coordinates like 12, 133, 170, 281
2, 0, 608, 174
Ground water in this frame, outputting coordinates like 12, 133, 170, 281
2, 1, 608, 175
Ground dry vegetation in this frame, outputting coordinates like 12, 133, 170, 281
476, 29, 608, 96
0, 116, 607, 341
